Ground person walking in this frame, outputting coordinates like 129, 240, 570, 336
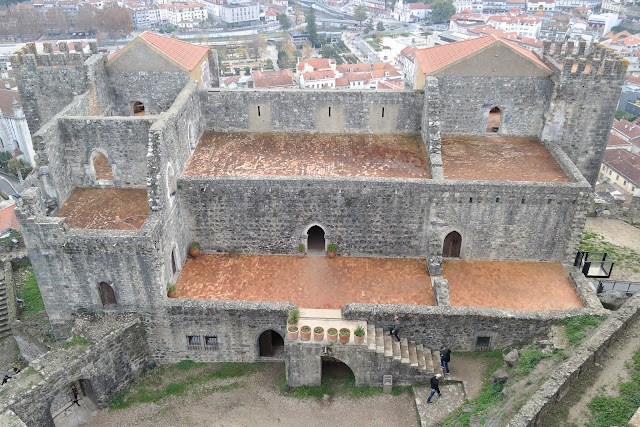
440, 345, 451, 374
70, 384, 80, 406
388, 315, 400, 342
426, 374, 442, 403
2, 374, 11, 385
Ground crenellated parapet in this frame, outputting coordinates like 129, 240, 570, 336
540, 39, 627, 82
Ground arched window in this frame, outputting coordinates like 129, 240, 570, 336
131, 101, 145, 116
166, 164, 177, 202
98, 282, 116, 307
486, 107, 502, 133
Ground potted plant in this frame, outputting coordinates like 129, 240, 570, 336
339, 327, 350, 344
300, 325, 312, 341
288, 325, 299, 340
327, 327, 338, 343
298, 243, 306, 258
354, 324, 366, 345
229, 248, 238, 259
167, 283, 177, 298
314, 326, 324, 342
287, 308, 300, 326
189, 242, 200, 258
327, 243, 337, 259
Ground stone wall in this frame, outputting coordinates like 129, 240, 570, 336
1, 316, 150, 427
342, 303, 604, 351
509, 292, 640, 426
436, 76, 552, 137
203, 89, 423, 133
145, 299, 293, 363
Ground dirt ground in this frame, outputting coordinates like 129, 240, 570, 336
87, 363, 421, 427
583, 217, 640, 281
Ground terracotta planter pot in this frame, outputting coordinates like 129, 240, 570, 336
189, 246, 200, 257
314, 329, 324, 342
287, 327, 299, 341
339, 328, 350, 344
327, 251, 336, 259
327, 330, 338, 343
300, 327, 312, 341
354, 334, 365, 345
298, 252, 306, 258
167, 290, 177, 298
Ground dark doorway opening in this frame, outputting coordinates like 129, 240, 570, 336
258, 330, 284, 358
307, 225, 326, 251
132, 101, 145, 116
486, 106, 502, 133
98, 282, 116, 307
171, 249, 177, 275
322, 356, 354, 388
443, 231, 462, 258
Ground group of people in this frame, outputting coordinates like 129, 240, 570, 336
388, 316, 452, 404
2, 364, 21, 386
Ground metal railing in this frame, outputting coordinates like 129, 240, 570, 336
597, 280, 640, 296
574, 251, 615, 279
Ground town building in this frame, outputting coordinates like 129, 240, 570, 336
250, 69, 296, 88
599, 148, 640, 195
219, 1, 260, 27
0, 89, 34, 166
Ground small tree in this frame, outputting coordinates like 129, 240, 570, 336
277, 13, 292, 31
364, 18, 374, 34
302, 42, 314, 59
247, 35, 267, 61
305, 7, 318, 46
353, 4, 368, 26
376, 21, 385, 31
277, 50, 290, 69
430, 0, 456, 23
294, 0, 303, 24
374, 30, 382, 44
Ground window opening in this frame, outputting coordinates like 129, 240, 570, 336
204, 336, 219, 350
98, 282, 116, 307
187, 335, 201, 350
257, 106, 261, 117
132, 101, 145, 116
382, 107, 385, 118
329, 107, 331, 117
476, 336, 491, 351
486, 106, 502, 133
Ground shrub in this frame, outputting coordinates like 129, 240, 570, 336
298, 243, 305, 252
354, 325, 365, 337
327, 243, 337, 252
327, 328, 338, 335
301, 326, 311, 333
190, 241, 200, 249
314, 326, 324, 334
339, 328, 350, 336
288, 325, 298, 332
287, 308, 300, 324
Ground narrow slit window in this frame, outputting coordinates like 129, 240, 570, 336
496, 197, 500, 203
469, 197, 473, 203
257, 106, 261, 117
382, 107, 385, 118
521, 198, 526, 204
329, 107, 331, 117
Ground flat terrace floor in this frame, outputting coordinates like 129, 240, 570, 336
441, 136, 571, 182
443, 260, 583, 311
56, 188, 149, 230
176, 254, 435, 309
183, 132, 431, 178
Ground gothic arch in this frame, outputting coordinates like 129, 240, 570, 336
302, 222, 331, 252
88, 148, 115, 183
486, 106, 503, 133
98, 282, 116, 307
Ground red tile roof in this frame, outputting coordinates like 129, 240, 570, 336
400, 45, 417, 57
469, 26, 543, 48
335, 77, 349, 87
377, 80, 405, 89
414, 35, 549, 75
608, 132, 632, 147
265, 8, 282, 16
603, 149, 640, 186
303, 70, 335, 80
0, 89, 20, 113
612, 119, 640, 141
408, 2, 429, 9
251, 69, 295, 88
297, 58, 333, 72
135, 31, 210, 71
0, 204, 19, 233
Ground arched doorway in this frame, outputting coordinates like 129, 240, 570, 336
443, 231, 462, 258
131, 101, 145, 116
486, 107, 502, 133
171, 249, 178, 275
98, 282, 116, 307
321, 356, 355, 387
258, 330, 284, 358
51, 379, 98, 426
307, 225, 326, 251
166, 164, 177, 203
91, 151, 114, 181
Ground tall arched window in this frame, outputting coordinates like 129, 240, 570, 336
486, 107, 502, 133
98, 282, 116, 307
443, 231, 462, 258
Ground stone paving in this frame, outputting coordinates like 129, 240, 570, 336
93, 153, 113, 180
443, 260, 584, 311
441, 136, 571, 182
414, 382, 466, 426
183, 132, 431, 179
56, 188, 149, 230
176, 254, 435, 308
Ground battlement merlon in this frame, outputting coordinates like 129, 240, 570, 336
10, 41, 99, 69
539, 40, 628, 81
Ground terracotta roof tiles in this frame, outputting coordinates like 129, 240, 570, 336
137, 31, 210, 71
251, 69, 295, 88
0, 203, 19, 233
612, 119, 640, 141
603, 149, 640, 186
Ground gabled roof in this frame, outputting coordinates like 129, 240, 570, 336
414, 35, 550, 75
0, 89, 20, 114
603, 149, 640, 186
251, 69, 295, 88
111, 31, 210, 72
0, 203, 19, 233
612, 119, 640, 141
607, 132, 632, 148
297, 58, 333, 72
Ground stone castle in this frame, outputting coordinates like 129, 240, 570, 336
7, 33, 624, 402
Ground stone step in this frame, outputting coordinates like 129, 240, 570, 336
392, 339, 401, 361
367, 325, 376, 351
426, 348, 434, 374
400, 338, 410, 364
408, 341, 418, 367
375, 328, 384, 354
384, 334, 392, 357
416, 344, 427, 371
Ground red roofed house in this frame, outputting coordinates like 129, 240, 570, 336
393, 0, 430, 22
0, 201, 19, 236
611, 119, 640, 153
264, 8, 283, 21
397, 45, 418, 86
300, 70, 336, 89
296, 58, 337, 79
606, 131, 633, 151
108, 31, 218, 115
599, 149, 640, 195
250, 69, 296, 88
413, 34, 552, 89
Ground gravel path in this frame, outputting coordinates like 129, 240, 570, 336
584, 218, 640, 253
87, 363, 420, 427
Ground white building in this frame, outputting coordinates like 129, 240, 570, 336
526, 0, 555, 12
487, 8, 541, 38
393, 0, 430, 22
219, 1, 260, 26
587, 12, 621, 36
166, 2, 208, 27
453, 0, 483, 13
131, 7, 165, 29
0, 90, 34, 167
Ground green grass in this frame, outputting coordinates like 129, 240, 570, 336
0, 230, 20, 243
583, 350, 640, 427
579, 231, 640, 272
517, 345, 553, 378
17, 271, 45, 317
109, 361, 259, 410
61, 335, 93, 348
559, 315, 606, 347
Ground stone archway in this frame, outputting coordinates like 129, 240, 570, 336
307, 225, 326, 251
51, 379, 98, 427
486, 106, 502, 133
98, 282, 116, 307
443, 231, 462, 258
321, 356, 355, 386
258, 329, 284, 358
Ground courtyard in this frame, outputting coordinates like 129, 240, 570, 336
183, 132, 431, 179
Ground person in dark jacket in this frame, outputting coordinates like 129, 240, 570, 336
70, 384, 80, 406
427, 374, 442, 403
440, 345, 451, 374
388, 315, 400, 342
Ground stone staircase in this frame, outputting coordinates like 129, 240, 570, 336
367, 324, 440, 380
0, 278, 11, 336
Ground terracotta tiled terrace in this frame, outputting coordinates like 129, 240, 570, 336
443, 260, 584, 311
441, 136, 571, 182
56, 188, 149, 230
183, 132, 431, 178
176, 254, 435, 309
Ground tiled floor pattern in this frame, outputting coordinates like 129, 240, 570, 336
56, 188, 149, 230
183, 132, 432, 179
441, 136, 571, 182
443, 260, 584, 311
176, 254, 435, 308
